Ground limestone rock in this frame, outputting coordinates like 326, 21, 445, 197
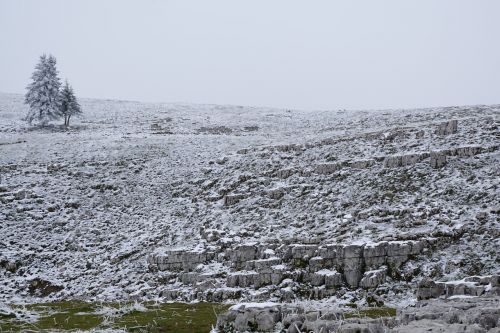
274, 144, 303, 152
349, 159, 375, 169
226, 243, 259, 266
244, 257, 282, 271
318, 244, 343, 268
217, 303, 281, 332
386, 241, 413, 269
416, 277, 445, 300
343, 244, 365, 288
290, 244, 318, 260
227, 271, 260, 288
267, 188, 286, 200
364, 242, 388, 269
384, 153, 427, 168
436, 119, 458, 135
305, 269, 342, 288
449, 145, 483, 157
314, 163, 342, 175
148, 248, 215, 272
399, 296, 500, 332
430, 151, 446, 168
309, 271, 326, 286
323, 270, 343, 287
223, 194, 245, 206
392, 319, 486, 333
360, 267, 387, 289
276, 168, 295, 179
308, 256, 324, 272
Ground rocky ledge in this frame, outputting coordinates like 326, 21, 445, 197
147, 239, 433, 302
216, 293, 500, 332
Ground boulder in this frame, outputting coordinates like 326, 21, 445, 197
274, 144, 303, 152
343, 244, 365, 287
290, 244, 318, 260
416, 277, 445, 300
217, 303, 282, 332
444, 282, 485, 297
314, 163, 342, 174
399, 296, 500, 332
392, 320, 486, 333
223, 194, 244, 206
364, 242, 388, 269
386, 241, 413, 268
226, 243, 259, 267
267, 188, 286, 200
430, 151, 446, 168
318, 244, 343, 267
276, 168, 296, 179
452, 145, 482, 157
359, 267, 387, 289
308, 257, 324, 272
309, 271, 326, 286
323, 270, 343, 287
384, 153, 427, 168
304, 269, 342, 288
179, 272, 199, 285
149, 248, 215, 272
435, 119, 458, 135
227, 271, 260, 288
245, 257, 282, 272
349, 159, 375, 169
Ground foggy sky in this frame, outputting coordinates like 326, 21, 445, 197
1, 0, 499, 110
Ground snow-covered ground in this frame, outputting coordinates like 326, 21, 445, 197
0, 91, 499, 305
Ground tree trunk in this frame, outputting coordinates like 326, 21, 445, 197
67, 115, 71, 127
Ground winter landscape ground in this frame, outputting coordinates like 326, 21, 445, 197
0, 91, 499, 332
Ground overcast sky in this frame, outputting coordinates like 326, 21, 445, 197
1, 0, 499, 110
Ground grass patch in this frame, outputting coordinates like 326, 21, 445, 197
0, 301, 230, 332
344, 307, 397, 319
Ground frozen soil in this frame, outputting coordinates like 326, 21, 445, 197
0, 92, 499, 305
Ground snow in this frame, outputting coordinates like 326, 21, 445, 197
229, 302, 280, 310
271, 264, 286, 270
0, 91, 498, 307
315, 269, 340, 276
228, 270, 258, 276
438, 279, 480, 287
364, 267, 387, 276
448, 295, 478, 299
94, 302, 147, 317
0, 303, 39, 323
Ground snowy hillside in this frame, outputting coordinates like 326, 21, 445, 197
0, 91, 498, 312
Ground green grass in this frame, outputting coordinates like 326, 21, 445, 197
0, 301, 230, 332
344, 307, 397, 319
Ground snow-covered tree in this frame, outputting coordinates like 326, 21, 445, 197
24, 54, 62, 126
59, 81, 82, 127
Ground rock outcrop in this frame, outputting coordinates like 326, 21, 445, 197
216, 303, 282, 333
360, 267, 387, 289
430, 150, 447, 168
223, 194, 245, 206
384, 153, 428, 168
216, 294, 500, 332
417, 275, 500, 300
148, 240, 427, 297
398, 296, 500, 333
148, 248, 216, 272
314, 163, 342, 174
436, 120, 458, 135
